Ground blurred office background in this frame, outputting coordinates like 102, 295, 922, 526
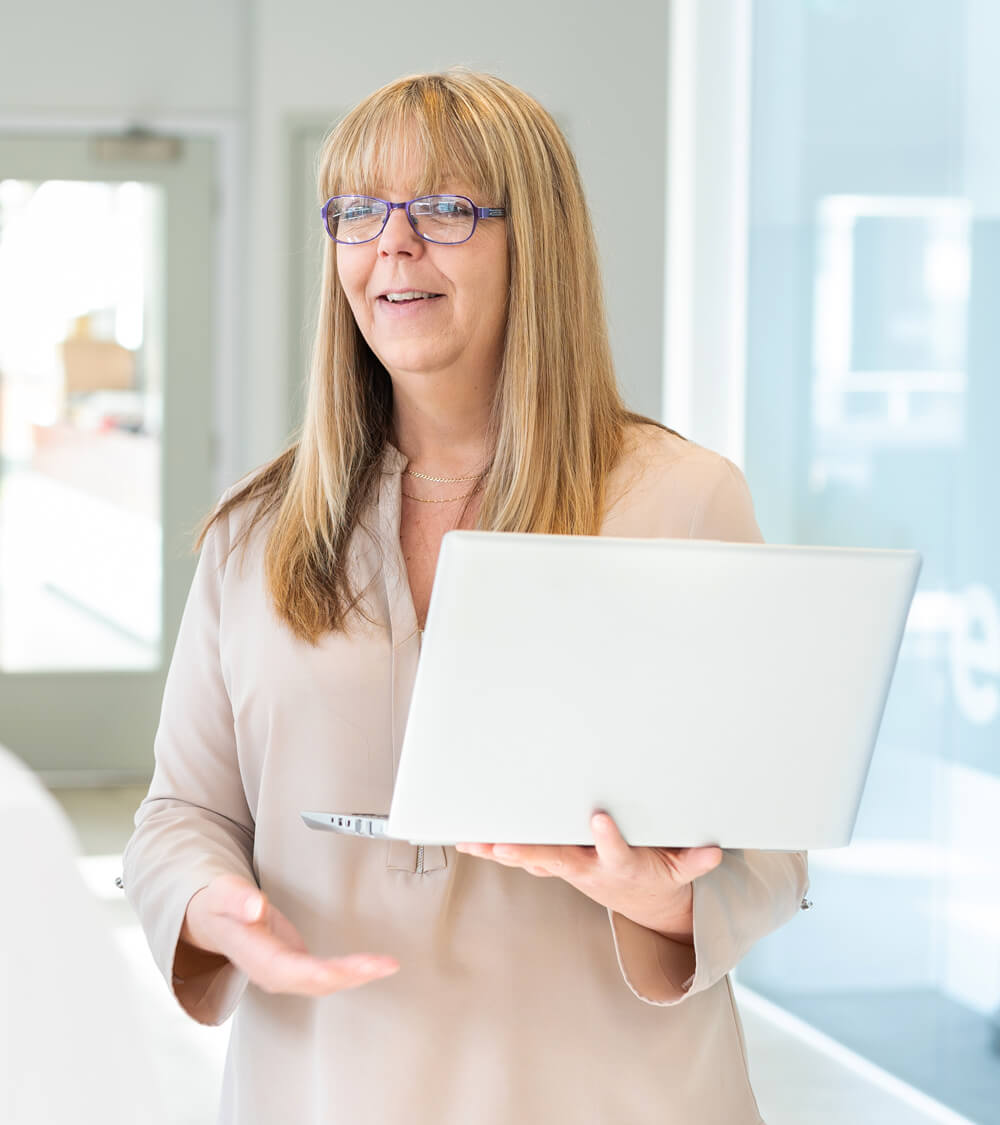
0, 1, 996, 1123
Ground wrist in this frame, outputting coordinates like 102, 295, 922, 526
648, 884, 695, 945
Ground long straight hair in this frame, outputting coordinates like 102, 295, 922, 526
197, 68, 685, 644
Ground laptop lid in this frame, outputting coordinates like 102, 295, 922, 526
386, 531, 922, 850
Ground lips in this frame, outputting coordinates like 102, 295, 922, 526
377, 299, 445, 308
377, 295, 444, 303
374, 292, 445, 319
376, 287, 445, 302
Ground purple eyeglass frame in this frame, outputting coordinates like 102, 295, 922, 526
321, 193, 506, 245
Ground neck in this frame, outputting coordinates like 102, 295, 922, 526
389, 373, 494, 476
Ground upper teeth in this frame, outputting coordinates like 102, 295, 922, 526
384, 291, 436, 302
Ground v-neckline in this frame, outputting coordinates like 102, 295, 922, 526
379, 441, 421, 650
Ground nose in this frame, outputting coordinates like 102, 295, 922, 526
377, 204, 424, 259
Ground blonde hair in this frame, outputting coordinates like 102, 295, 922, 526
197, 68, 685, 644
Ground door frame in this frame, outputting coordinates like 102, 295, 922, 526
0, 113, 245, 785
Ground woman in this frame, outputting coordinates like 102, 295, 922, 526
123, 68, 809, 1124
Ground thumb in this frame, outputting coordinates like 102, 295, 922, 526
214, 874, 265, 923
241, 890, 265, 923
682, 846, 724, 882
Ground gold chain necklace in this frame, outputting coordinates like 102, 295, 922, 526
401, 482, 483, 503
403, 468, 482, 482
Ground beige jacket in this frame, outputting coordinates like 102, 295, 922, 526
122, 423, 809, 1125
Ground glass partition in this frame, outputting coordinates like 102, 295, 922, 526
737, 3, 1000, 1121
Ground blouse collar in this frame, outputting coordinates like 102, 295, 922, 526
380, 441, 409, 476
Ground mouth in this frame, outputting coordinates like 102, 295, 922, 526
376, 289, 445, 304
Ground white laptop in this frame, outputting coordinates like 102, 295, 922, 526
302, 531, 921, 851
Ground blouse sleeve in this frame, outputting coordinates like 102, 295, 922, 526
607, 452, 811, 1005
121, 498, 257, 1026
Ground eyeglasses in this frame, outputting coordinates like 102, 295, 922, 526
321, 194, 506, 245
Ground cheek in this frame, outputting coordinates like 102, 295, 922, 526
336, 250, 369, 310
459, 243, 509, 335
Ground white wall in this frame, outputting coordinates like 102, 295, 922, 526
2, 1, 671, 482
0, 1, 243, 114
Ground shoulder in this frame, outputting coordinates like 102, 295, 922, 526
217, 465, 270, 517
200, 464, 277, 565
609, 421, 739, 505
604, 422, 763, 542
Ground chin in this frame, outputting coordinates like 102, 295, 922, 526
378, 347, 452, 377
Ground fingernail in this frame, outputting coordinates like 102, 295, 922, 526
245, 896, 261, 922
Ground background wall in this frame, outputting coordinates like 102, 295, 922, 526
0, 2, 244, 115
1, 1, 671, 484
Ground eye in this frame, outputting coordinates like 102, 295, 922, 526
434, 198, 473, 217
343, 204, 377, 221
325, 197, 389, 243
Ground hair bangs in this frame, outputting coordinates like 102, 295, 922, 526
320, 78, 506, 205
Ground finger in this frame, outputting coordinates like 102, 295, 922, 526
590, 812, 634, 868
476, 849, 561, 877
483, 847, 528, 869
241, 937, 399, 996
311, 955, 401, 993
656, 845, 724, 885
222, 912, 398, 996
495, 843, 589, 875
457, 843, 534, 866
459, 843, 591, 879
683, 846, 725, 879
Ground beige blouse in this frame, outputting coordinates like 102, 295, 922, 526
122, 423, 809, 1125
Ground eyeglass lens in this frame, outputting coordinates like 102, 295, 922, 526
326, 195, 477, 244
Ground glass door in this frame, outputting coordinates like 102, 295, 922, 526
0, 133, 217, 778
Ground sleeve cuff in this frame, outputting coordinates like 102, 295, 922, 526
171, 956, 249, 1027
163, 880, 251, 1026
606, 849, 809, 1006
607, 907, 697, 1005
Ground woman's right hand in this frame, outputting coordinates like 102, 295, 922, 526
177, 873, 400, 997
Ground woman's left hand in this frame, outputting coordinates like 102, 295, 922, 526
455, 812, 724, 942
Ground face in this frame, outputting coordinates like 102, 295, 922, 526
335, 159, 510, 392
